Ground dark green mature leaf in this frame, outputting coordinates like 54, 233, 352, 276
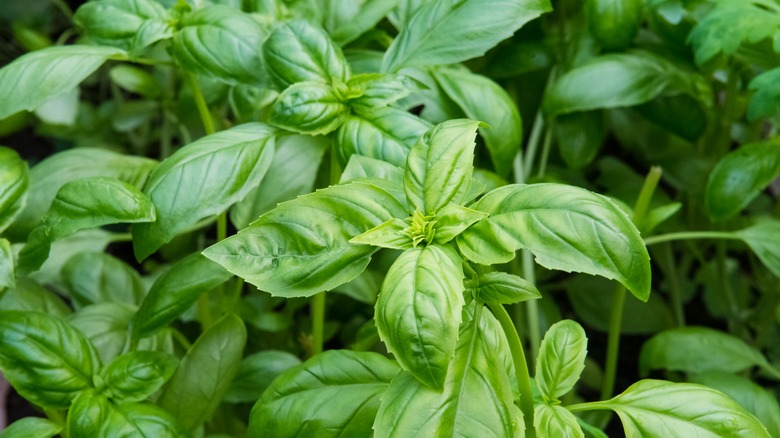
63, 252, 145, 308
0, 311, 99, 409
688, 1, 780, 65
172, 5, 267, 85
375, 244, 464, 389
536, 320, 587, 402
74, 0, 172, 53
335, 106, 431, 167
705, 141, 780, 221
0, 45, 125, 120
473, 271, 540, 305
0, 239, 13, 292
6, 148, 156, 240
132, 253, 232, 339
374, 304, 522, 437
102, 351, 178, 402
534, 404, 584, 438
432, 67, 522, 177
268, 81, 349, 135
586, 0, 643, 50
132, 123, 275, 260
158, 314, 246, 431
555, 111, 605, 169
263, 19, 348, 89
66, 390, 113, 438
748, 67, 780, 121
0, 147, 28, 234
738, 220, 780, 277
322, 0, 400, 45
458, 183, 651, 301
580, 379, 771, 437
0, 417, 62, 438
203, 181, 406, 297
381, 0, 552, 72
0, 278, 71, 318
225, 350, 302, 403
639, 327, 780, 379
404, 119, 480, 214
248, 350, 400, 437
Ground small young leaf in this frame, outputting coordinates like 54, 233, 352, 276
474, 271, 540, 305
0, 147, 28, 234
158, 314, 246, 431
0, 311, 99, 409
347, 73, 410, 109
74, 0, 171, 53
66, 390, 113, 438
102, 351, 178, 402
267, 81, 350, 135
536, 320, 588, 402
224, 350, 302, 404
748, 67, 780, 121
0, 238, 14, 292
248, 350, 400, 437
375, 244, 464, 389
0, 45, 125, 120
432, 204, 488, 244
737, 220, 780, 277
350, 217, 412, 250
62, 252, 146, 308
534, 404, 584, 438
132, 123, 276, 260
0, 417, 62, 438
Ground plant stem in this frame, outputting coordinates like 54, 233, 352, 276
186, 73, 216, 135
44, 409, 67, 436
50, 0, 73, 20
522, 249, 540, 369
488, 302, 536, 438
644, 231, 740, 246
535, 119, 555, 179
311, 292, 326, 357
522, 111, 545, 178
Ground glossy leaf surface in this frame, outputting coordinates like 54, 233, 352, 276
0, 147, 28, 234
74, 0, 171, 53
102, 351, 178, 402
0, 417, 62, 438
536, 320, 587, 402
268, 81, 349, 135
62, 252, 145, 308
534, 404, 584, 438
473, 271, 540, 304
0, 239, 13, 292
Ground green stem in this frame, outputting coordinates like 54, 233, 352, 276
311, 292, 326, 357
644, 231, 740, 246
170, 328, 193, 351
717, 242, 740, 332
522, 249, 540, 369
522, 111, 545, 178
488, 302, 536, 438
535, 119, 555, 179
50, 0, 73, 20
44, 409, 67, 436
186, 73, 216, 135
632, 166, 662, 230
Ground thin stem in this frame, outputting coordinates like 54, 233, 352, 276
522, 249, 540, 369
535, 119, 555, 179
601, 284, 626, 401
633, 166, 662, 230
487, 302, 536, 438
170, 328, 193, 351
522, 111, 545, 178
644, 231, 740, 246
717, 243, 740, 332
310, 292, 326, 357
50, 0, 73, 20
186, 73, 216, 135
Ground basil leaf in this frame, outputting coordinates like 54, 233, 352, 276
322, 0, 399, 45
340, 154, 405, 184
748, 67, 780, 121
737, 220, 780, 277
203, 181, 406, 297
0, 417, 62, 438
432, 67, 522, 177
705, 141, 780, 221
66, 390, 112, 438
224, 350, 302, 403
457, 183, 651, 301
536, 320, 588, 402
0, 45, 125, 120
102, 351, 178, 402
267, 81, 350, 135
28, 229, 115, 287
74, 0, 171, 53
555, 111, 605, 170
158, 314, 246, 431
248, 350, 399, 437
102, 401, 184, 437
62, 252, 146, 308
404, 119, 480, 214
374, 303, 521, 436
347, 73, 410, 110
586, 0, 643, 51
639, 327, 780, 379
263, 19, 348, 89
109, 65, 162, 98
132, 253, 232, 339
381, 0, 552, 72
132, 123, 275, 260
0, 147, 28, 234
172, 5, 267, 85
0, 311, 99, 409
474, 271, 540, 305
0, 238, 14, 292
335, 106, 431, 167
534, 404, 584, 438
432, 204, 488, 244
375, 244, 464, 389
350, 218, 412, 250
0, 278, 71, 318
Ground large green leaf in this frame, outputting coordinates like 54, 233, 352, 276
0, 311, 99, 409
68, 391, 184, 438
375, 244, 464, 389
381, 0, 552, 72
737, 220, 780, 277
404, 119, 480, 214
0, 45, 125, 120
0, 278, 71, 318
267, 81, 350, 135
0, 147, 28, 234
705, 141, 780, 221
101, 351, 178, 402
66, 390, 112, 438
457, 183, 651, 301
203, 181, 406, 297
225, 350, 302, 403
534, 404, 584, 438
172, 5, 267, 85
74, 0, 172, 54
535, 320, 587, 402
62, 252, 146, 308
432, 67, 522, 177
158, 314, 246, 431
322, 0, 400, 45
248, 350, 400, 437
132, 123, 276, 260
374, 303, 522, 437
0, 417, 62, 438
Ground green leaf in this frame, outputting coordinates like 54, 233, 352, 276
586, 0, 643, 51
172, 5, 267, 85
132, 123, 275, 260
350, 218, 412, 250
534, 404, 584, 438
158, 314, 246, 431
748, 67, 780, 121
374, 303, 522, 437
404, 119, 480, 214
639, 327, 780, 379
705, 141, 780, 221
375, 244, 464, 389
536, 320, 587, 402
132, 253, 231, 338
335, 106, 431, 167
74, 0, 172, 53
66, 390, 113, 438
224, 350, 302, 403
555, 111, 605, 170
473, 271, 540, 305
248, 350, 399, 437
0, 417, 62, 438
203, 181, 406, 297
0, 278, 71, 318
102, 351, 178, 402
381, 0, 552, 72
0, 147, 28, 233
322, 0, 400, 45
581, 379, 771, 437
0, 311, 99, 409
737, 220, 780, 277
84, 399, 184, 437
0, 45, 125, 120
432, 204, 488, 244
263, 19, 348, 89
0, 238, 14, 292
62, 252, 145, 308
268, 81, 349, 135
457, 183, 651, 301
347, 73, 410, 110
109, 65, 162, 98
28, 229, 115, 287
340, 154, 405, 184
432, 67, 522, 177
230, 134, 327, 230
